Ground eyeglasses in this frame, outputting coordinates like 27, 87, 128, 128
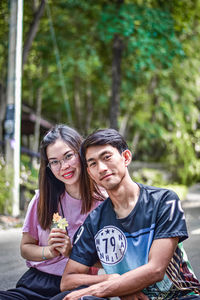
47, 152, 77, 172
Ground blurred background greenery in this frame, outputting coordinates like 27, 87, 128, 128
0, 0, 200, 214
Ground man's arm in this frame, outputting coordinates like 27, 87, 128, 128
60, 259, 120, 291
63, 237, 179, 299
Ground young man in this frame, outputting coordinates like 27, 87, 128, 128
53, 129, 200, 300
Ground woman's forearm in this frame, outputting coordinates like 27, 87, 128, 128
21, 244, 54, 261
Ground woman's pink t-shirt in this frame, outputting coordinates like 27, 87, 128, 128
22, 190, 101, 276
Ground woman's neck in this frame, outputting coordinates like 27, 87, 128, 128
65, 183, 81, 200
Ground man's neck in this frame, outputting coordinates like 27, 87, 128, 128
108, 178, 140, 219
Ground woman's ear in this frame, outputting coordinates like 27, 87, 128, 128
122, 149, 132, 167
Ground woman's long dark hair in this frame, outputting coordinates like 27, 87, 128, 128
38, 124, 102, 230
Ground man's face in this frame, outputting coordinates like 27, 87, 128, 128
86, 144, 130, 191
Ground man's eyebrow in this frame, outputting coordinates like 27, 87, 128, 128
86, 158, 94, 163
86, 150, 111, 163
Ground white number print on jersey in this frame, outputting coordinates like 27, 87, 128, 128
95, 226, 127, 265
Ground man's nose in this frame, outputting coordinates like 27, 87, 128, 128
98, 160, 107, 172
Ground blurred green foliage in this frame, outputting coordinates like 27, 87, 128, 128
131, 165, 188, 200
0, 0, 200, 204
20, 155, 39, 206
0, 155, 38, 214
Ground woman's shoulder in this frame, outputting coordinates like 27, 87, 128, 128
22, 190, 41, 236
29, 189, 40, 203
25, 190, 40, 213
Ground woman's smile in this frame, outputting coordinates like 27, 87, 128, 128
62, 171, 75, 179
47, 139, 81, 190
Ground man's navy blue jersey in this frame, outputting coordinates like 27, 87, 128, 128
70, 183, 200, 299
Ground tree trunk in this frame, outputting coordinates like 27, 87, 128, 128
109, 0, 124, 130
33, 87, 42, 163
110, 33, 123, 130
22, 0, 46, 68
132, 131, 140, 154
0, 83, 6, 150
119, 112, 129, 138
85, 81, 93, 135
148, 75, 158, 123
74, 76, 82, 130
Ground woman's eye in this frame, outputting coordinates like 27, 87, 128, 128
51, 160, 59, 166
65, 153, 73, 160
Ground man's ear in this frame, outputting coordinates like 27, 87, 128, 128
122, 149, 132, 167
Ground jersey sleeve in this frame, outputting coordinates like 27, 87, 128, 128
70, 218, 99, 267
154, 189, 188, 242
22, 190, 40, 241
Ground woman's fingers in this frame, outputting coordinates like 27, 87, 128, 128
47, 228, 70, 257
48, 228, 72, 257
48, 228, 67, 245
55, 236, 72, 257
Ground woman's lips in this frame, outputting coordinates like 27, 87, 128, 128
63, 171, 74, 179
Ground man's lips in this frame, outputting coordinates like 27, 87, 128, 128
100, 173, 113, 181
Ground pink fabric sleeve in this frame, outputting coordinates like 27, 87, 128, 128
22, 190, 40, 241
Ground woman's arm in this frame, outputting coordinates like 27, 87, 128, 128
21, 228, 72, 261
20, 232, 53, 261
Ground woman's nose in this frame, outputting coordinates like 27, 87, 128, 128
60, 159, 70, 169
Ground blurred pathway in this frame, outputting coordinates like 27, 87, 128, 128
0, 228, 27, 290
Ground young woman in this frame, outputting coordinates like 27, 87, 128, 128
0, 124, 104, 300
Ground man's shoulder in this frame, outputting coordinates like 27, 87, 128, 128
138, 182, 179, 201
89, 197, 110, 217
138, 183, 177, 196
83, 197, 111, 229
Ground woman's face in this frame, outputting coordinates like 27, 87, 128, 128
46, 139, 81, 191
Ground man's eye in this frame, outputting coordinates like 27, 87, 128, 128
104, 155, 111, 160
89, 162, 96, 168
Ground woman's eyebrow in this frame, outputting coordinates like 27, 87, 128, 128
48, 150, 73, 161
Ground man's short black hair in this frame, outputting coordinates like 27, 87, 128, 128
80, 128, 128, 165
